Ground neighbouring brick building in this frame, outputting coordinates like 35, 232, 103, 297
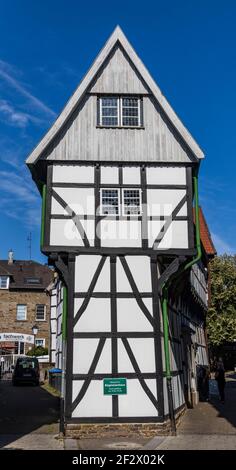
0, 251, 53, 356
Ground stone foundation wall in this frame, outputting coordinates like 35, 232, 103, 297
65, 406, 186, 439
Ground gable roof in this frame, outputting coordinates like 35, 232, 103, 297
0, 260, 53, 290
26, 26, 204, 165
193, 207, 216, 256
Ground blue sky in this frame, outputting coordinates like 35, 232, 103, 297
0, 0, 236, 263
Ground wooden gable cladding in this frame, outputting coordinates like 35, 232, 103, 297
90, 44, 149, 94
26, 26, 204, 166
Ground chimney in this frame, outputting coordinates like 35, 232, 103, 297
8, 249, 14, 265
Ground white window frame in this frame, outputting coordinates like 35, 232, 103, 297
0, 276, 9, 289
122, 188, 142, 216
100, 96, 119, 127
99, 96, 141, 127
16, 304, 27, 321
36, 304, 46, 321
121, 97, 141, 127
35, 338, 46, 348
100, 188, 120, 216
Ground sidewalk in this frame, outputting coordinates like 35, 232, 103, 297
66, 372, 236, 451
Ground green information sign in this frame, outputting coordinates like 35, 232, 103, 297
103, 378, 127, 395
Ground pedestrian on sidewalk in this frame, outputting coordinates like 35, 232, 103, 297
215, 358, 226, 403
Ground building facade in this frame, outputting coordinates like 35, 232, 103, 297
26, 27, 214, 435
0, 253, 53, 356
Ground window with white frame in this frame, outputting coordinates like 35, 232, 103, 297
99, 96, 141, 127
123, 189, 141, 215
122, 97, 140, 126
16, 304, 27, 321
101, 189, 119, 215
100, 97, 118, 126
0, 276, 9, 289
36, 304, 46, 321
35, 338, 45, 348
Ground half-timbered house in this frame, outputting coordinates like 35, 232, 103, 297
26, 27, 213, 436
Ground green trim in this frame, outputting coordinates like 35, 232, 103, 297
62, 286, 68, 340
162, 289, 171, 378
184, 176, 202, 271
40, 184, 47, 249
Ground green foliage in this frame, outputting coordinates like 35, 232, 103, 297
207, 255, 236, 346
27, 346, 48, 357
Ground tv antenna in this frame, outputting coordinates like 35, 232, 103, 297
27, 232, 32, 260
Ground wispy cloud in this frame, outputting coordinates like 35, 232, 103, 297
0, 99, 43, 128
0, 59, 56, 118
0, 169, 41, 228
211, 232, 236, 255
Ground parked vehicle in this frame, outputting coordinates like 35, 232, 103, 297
12, 356, 40, 386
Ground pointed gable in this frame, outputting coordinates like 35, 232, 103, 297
26, 26, 204, 165
90, 44, 149, 94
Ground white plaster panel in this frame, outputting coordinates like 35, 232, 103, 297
117, 298, 153, 332
146, 167, 186, 185
118, 379, 158, 417
100, 220, 141, 247
147, 189, 187, 216
72, 380, 112, 418
53, 165, 94, 183
73, 338, 99, 374
100, 166, 119, 184
158, 221, 188, 249
50, 219, 94, 246
147, 220, 165, 248
128, 338, 156, 373
116, 257, 132, 292
51, 187, 95, 215
93, 256, 110, 292
122, 167, 141, 185
95, 339, 112, 373
74, 298, 111, 332
74, 255, 101, 292
118, 339, 135, 373
125, 256, 152, 292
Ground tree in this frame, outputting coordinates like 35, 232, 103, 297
207, 255, 236, 347
27, 346, 48, 357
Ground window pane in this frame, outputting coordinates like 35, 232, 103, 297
0, 276, 8, 288
101, 189, 119, 215
17, 305, 27, 320
123, 189, 141, 215
35, 339, 45, 347
122, 97, 140, 126
36, 304, 45, 320
101, 97, 118, 126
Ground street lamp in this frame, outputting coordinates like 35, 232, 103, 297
32, 324, 38, 351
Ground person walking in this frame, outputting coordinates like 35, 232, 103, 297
215, 358, 226, 403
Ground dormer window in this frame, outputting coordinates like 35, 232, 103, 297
98, 96, 142, 127
0, 276, 9, 289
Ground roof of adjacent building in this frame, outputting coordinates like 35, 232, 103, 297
0, 260, 53, 290
194, 207, 217, 256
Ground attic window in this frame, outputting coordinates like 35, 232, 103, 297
98, 96, 142, 127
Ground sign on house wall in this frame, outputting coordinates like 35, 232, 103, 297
0, 333, 34, 344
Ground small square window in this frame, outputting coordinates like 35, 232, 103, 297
36, 304, 46, 321
122, 189, 141, 215
98, 96, 142, 127
16, 304, 27, 321
122, 97, 140, 127
35, 338, 45, 348
101, 189, 119, 215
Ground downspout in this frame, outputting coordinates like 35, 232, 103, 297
161, 175, 201, 434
